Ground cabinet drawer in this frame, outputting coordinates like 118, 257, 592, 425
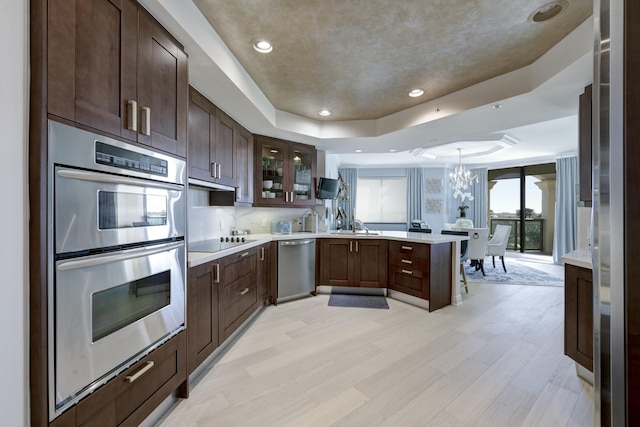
220, 249, 257, 284
389, 251, 429, 270
389, 240, 429, 259
75, 332, 186, 427
221, 275, 258, 329
389, 266, 428, 299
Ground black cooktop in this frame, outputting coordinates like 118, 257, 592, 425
189, 237, 255, 253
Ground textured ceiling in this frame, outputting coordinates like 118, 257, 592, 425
193, 0, 592, 121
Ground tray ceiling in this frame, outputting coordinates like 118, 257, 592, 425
193, 0, 592, 122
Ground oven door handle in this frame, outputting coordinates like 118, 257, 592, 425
57, 241, 184, 271
56, 168, 183, 192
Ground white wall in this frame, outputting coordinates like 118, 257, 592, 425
0, 1, 28, 425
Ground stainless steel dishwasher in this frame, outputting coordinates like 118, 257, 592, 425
277, 239, 316, 302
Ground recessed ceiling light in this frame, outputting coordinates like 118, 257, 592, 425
355, 149, 363, 153
318, 109, 332, 117
389, 149, 397, 152
252, 39, 273, 53
493, 104, 503, 110
409, 89, 424, 98
528, 1, 568, 23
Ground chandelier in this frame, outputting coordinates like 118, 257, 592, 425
449, 148, 478, 202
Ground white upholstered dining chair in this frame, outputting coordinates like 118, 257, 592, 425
461, 228, 489, 276
486, 224, 512, 272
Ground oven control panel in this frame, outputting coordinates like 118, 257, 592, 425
95, 141, 168, 177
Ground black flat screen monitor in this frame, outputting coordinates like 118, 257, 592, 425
316, 177, 339, 199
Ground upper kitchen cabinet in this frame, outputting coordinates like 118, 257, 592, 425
48, 0, 187, 157
188, 87, 254, 203
235, 126, 254, 205
254, 135, 317, 207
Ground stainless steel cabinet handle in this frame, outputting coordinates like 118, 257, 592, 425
285, 191, 289, 202
260, 247, 265, 260
401, 259, 413, 264
211, 163, 217, 178
239, 287, 249, 296
239, 251, 249, 258
355, 241, 359, 252
350, 241, 353, 252
290, 191, 294, 202
401, 269, 413, 275
236, 186, 241, 201
141, 106, 151, 136
125, 361, 154, 383
214, 263, 220, 283
127, 100, 138, 132
401, 245, 413, 250
217, 163, 222, 180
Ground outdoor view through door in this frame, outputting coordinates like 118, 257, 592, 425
488, 164, 556, 254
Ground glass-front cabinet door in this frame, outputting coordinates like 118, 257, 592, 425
254, 136, 316, 207
257, 138, 288, 205
289, 143, 315, 206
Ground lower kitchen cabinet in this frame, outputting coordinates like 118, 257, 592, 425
186, 261, 220, 374
257, 242, 277, 304
388, 241, 453, 312
564, 263, 594, 371
317, 239, 387, 288
51, 332, 187, 427
186, 246, 263, 373
218, 247, 260, 342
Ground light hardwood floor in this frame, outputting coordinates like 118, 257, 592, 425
157, 282, 594, 426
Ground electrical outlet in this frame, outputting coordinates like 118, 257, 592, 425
220, 220, 224, 230
261, 218, 267, 227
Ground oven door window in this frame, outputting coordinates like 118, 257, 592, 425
91, 270, 171, 342
98, 191, 167, 229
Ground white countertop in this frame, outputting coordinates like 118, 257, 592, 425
561, 248, 593, 270
188, 231, 468, 268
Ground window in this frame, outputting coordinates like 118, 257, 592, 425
356, 177, 407, 222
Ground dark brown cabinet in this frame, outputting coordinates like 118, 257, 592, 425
317, 239, 388, 288
186, 261, 220, 374
218, 248, 260, 342
50, 332, 187, 427
235, 126, 254, 205
257, 242, 277, 304
188, 87, 254, 203
186, 247, 264, 370
564, 264, 593, 371
579, 84, 593, 207
387, 241, 452, 312
254, 136, 316, 207
48, 0, 187, 157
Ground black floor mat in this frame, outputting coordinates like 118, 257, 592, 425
327, 294, 389, 309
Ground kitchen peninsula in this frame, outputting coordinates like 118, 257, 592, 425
188, 231, 468, 310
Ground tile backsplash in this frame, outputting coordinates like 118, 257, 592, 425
188, 187, 326, 242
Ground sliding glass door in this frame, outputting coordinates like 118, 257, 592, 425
488, 164, 555, 253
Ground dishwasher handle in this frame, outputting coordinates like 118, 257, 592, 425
280, 239, 315, 246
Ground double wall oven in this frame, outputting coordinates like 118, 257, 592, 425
47, 121, 186, 419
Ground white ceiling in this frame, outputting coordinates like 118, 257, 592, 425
139, 0, 594, 169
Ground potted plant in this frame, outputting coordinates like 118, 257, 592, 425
457, 205, 469, 218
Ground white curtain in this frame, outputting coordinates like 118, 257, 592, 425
553, 157, 578, 264
470, 167, 488, 228
406, 168, 423, 229
338, 168, 358, 226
